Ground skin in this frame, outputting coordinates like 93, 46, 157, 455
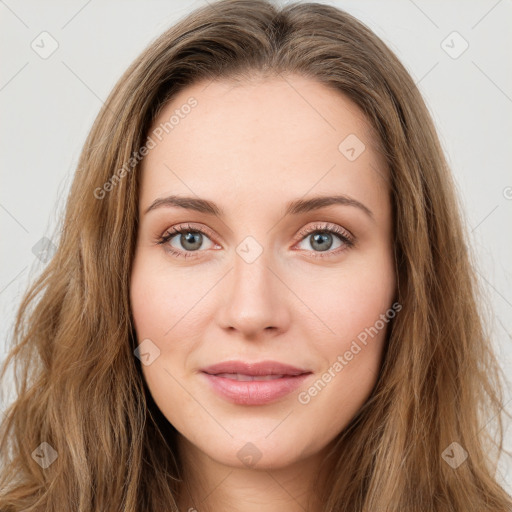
130, 74, 396, 511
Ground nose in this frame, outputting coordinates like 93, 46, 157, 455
217, 250, 291, 339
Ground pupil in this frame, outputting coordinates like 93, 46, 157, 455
182, 232, 202, 250
311, 232, 332, 252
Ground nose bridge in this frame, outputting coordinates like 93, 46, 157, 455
218, 237, 289, 336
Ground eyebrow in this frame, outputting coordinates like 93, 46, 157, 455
144, 194, 374, 219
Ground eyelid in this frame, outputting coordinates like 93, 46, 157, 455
177, 222, 218, 241
161, 222, 219, 244
294, 222, 354, 245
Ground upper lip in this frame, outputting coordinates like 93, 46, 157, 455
201, 360, 311, 376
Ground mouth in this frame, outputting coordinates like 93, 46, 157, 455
200, 359, 310, 377
199, 362, 313, 405
209, 373, 293, 381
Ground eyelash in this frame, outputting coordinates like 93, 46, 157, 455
156, 222, 355, 260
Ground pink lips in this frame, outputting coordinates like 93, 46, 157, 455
200, 360, 312, 405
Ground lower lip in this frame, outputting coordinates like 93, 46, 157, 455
201, 372, 312, 405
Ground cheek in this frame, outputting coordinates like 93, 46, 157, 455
294, 271, 395, 432
291, 249, 395, 408
130, 275, 176, 338
129, 253, 209, 344
130, 256, 204, 432
293, 254, 396, 347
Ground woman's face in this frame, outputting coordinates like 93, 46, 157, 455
130, 75, 396, 470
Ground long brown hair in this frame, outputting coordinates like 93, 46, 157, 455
1, 0, 510, 510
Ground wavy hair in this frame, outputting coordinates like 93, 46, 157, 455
1, 0, 511, 510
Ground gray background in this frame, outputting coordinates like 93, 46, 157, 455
1, 0, 511, 492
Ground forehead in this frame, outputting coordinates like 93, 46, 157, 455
139, 75, 388, 215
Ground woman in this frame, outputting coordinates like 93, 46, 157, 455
1, 0, 510, 510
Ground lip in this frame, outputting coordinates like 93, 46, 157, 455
200, 360, 312, 405
201, 360, 310, 377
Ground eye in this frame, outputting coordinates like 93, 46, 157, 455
156, 223, 218, 259
293, 222, 355, 258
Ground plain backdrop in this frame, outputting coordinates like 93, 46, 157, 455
1, 0, 511, 493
